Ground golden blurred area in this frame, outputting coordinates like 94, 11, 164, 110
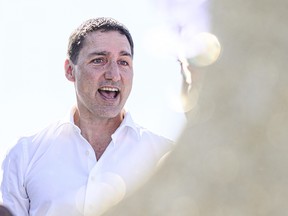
103, 0, 288, 215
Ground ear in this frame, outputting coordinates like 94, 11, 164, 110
64, 59, 75, 82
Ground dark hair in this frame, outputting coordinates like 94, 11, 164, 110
67, 17, 134, 64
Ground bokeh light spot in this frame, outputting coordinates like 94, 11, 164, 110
186, 32, 221, 67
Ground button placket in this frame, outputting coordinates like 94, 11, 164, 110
84, 169, 127, 216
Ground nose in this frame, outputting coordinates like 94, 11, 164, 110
104, 61, 121, 82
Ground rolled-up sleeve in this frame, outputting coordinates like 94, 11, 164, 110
1, 139, 30, 216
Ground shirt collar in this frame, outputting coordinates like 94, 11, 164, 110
58, 106, 75, 123
58, 106, 140, 141
56, 106, 80, 132
111, 111, 140, 142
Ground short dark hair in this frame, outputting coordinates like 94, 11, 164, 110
67, 17, 134, 64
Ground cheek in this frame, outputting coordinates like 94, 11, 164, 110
124, 74, 133, 94
123, 70, 133, 82
123, 73, 133, 88
75, 71, 99, 93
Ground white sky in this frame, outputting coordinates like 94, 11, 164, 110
0, 0, 187, 170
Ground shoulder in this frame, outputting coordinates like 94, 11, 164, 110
139, 126, 174, 145
4, 121, 64, 164
124, 112, 174, 145
135, 125, 175, 157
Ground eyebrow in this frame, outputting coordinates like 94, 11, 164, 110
120, 50, 132, 58
88, 51, 132, 58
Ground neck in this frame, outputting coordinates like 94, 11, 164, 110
74, 109, 124, 139
74, 109, 125, 159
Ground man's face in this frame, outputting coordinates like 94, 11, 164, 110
67, 30, 133, 119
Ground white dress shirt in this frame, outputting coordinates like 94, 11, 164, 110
1, 109, 173, 216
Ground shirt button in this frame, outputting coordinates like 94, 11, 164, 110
85, 150, 90, 156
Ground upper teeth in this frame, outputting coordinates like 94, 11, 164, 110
100, 87, 119, 92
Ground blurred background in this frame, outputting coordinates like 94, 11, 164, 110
102, 0, 288, 215
1, 0, 288, 215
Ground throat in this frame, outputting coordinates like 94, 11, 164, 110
89, 137, 112, 160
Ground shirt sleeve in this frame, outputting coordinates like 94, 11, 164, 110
1, 139, 30, 216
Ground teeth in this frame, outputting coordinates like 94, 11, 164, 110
99, 87, 119, 92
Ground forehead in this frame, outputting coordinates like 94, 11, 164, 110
82, 30, 132, 55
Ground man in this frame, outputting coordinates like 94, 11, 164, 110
1, 17, 173, 216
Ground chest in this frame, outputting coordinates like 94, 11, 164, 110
24, 134, 167, 215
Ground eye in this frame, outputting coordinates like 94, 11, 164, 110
118, 60, 128, 66
91, 58, 106, 64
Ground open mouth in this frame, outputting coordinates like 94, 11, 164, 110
98, 87, 120, 99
